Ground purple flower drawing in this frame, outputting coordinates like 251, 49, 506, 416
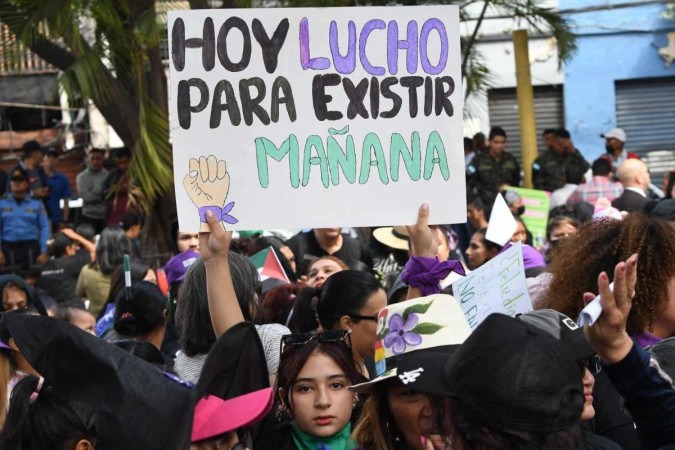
383, 313, 422, 355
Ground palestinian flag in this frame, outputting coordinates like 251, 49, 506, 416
250, 246, 289, 293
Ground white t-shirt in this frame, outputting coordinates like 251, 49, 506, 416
174, 323, 290, 384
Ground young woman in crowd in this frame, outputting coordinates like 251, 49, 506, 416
510, 215, 530, 245
293, 270, 386, 378
199, 211, 363, 450
465, 228, 502, 271
305, 256, 348, 288
114, 281, 168, 354
545, 215, 580, 262
0, 375, 96, 450
545, 214, 675, 347
54, 301, 96, 334
75, 226, 131, 316
174, 255, 289, 385
96, 260, 154, 336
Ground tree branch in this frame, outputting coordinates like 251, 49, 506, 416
461, 0, 489, 79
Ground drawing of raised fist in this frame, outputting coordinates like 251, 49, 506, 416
183, 156, 238, 231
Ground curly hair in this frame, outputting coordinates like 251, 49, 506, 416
544, 214, 675, 334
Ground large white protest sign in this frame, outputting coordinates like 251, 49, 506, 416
451, 243, 532, 331
167, 7, 465, 231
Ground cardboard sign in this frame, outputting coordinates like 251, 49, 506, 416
167, 7, 465, 231
511, 187, 550, 244
451, 243, 532, 330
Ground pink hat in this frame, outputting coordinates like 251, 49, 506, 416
191, 387, 274, 443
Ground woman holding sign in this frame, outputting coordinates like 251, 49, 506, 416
200, 211, 364, 450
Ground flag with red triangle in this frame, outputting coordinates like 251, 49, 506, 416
250, 247, 289, 291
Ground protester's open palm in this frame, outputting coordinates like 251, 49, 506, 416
583, 253, 638, 363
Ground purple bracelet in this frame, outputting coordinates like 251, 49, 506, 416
401, 256, 466, 296
198, 202, 238, 224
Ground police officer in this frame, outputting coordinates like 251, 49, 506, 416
0, 166, 50, 270
467, 126, 521, 205
532, 128, 589, 192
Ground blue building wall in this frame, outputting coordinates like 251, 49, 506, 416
561, 0, 675, 160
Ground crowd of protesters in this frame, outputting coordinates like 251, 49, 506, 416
0, 127, 672, 450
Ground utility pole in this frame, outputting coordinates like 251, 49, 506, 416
512, 30, 538, 189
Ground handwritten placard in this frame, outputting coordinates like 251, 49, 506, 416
511, 187, 550, 243
451, 243, 532, 330
167, 7, 465, 231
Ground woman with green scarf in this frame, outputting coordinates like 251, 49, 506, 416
255, 328, 365, 450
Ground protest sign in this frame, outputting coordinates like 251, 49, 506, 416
451, 243, 532, 331
511, 187, 550, 244
167, 7, 465, 231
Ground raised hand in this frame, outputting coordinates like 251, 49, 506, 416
583, 253, 638, 364
198, 210, 232, 264
405, 203, 439, 258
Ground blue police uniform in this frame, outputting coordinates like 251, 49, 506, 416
0, 194, 50, 268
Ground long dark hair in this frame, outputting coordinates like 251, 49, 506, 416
275, 339, 361, 416
98, 261, 150, 320
114, 281, 166, 337
293, 270, 380, 332
0, 376, 95, 450
176, 253, 262, 357
91, 226, 131, 275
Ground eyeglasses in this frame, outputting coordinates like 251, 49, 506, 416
578, 355, 602, 375
349, 314, 378, 323
280, 329, 351, 355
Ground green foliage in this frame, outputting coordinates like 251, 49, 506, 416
0, 0, 173, 203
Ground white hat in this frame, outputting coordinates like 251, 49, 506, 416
601, 127, 627, 143
349, 294, 471, 393
372, 226, 410, 251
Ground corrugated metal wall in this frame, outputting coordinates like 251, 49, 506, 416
487, 85, 565, 167
615, 77, 675, 184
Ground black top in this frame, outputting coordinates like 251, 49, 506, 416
37, 252, 91, 303
611, 189, 650, 213
286, 230, 373, 277
583, 369, 641, 450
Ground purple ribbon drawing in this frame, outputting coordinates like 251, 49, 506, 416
198, 202, 238, 224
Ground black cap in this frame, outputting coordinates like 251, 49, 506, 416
10, 166, 29, 182
47, 233, 73, 258
517, 309, 595, 360
442, 314, 584, 433
5, 314, 193, 449
44, 146, 59, 157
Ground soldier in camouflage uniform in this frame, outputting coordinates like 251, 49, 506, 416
467, 127, 521, 205
532, 128, 589, 192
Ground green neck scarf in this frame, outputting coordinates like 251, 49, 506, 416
290, 422, 357, 450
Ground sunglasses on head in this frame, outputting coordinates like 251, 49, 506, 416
280, 329, 351, 355
578, 355, 602, 375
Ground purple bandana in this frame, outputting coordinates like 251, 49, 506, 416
198, 202, 238, 224
401, 256, 466, 296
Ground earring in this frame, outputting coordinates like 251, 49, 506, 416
352, 394, 359, 409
